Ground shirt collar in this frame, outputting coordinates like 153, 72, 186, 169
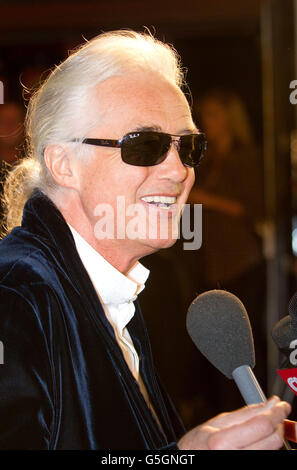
68, 224, 150, 306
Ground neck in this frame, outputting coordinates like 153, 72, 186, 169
52, 189, 142, 275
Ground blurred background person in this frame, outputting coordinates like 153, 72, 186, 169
0, 101, 24, 165
0, 101, 25, 229
188, 89, 267, 412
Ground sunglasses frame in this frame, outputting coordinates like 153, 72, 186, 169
71, 131, 207, 168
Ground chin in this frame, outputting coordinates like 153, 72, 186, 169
141, 235, 179, 255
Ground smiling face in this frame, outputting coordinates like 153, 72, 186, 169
63, 71, 196, 272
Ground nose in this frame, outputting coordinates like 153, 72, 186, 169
157, 141, 188, 183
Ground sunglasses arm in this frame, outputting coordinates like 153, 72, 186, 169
70, 138, 121, 148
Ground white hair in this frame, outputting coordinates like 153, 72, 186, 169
2, 29, 186, 234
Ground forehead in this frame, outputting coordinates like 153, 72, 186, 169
90, 72, 195, 136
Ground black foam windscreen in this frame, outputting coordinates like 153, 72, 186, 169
288, 292, 297, 321
186, 289, 255, 379
271, 315, 297, 352
271, 291, 297, 359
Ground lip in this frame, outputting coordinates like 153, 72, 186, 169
140, 193, 180, 198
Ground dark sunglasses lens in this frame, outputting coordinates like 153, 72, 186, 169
179, 134, 207, 168
121, 132, 171, 166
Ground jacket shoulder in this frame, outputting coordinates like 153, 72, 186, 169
0, 227, 64, 289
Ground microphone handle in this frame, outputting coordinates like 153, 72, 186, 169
232, 365, 291, 450
232, 365, 266, 404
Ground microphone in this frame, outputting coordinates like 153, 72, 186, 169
272, 291, 297, 365
186, 289, 264, 404
288, 291, 297, 320
271, 292, 297, 412
271, 293, 297, 445
186, 289, 291, 449
271, 315, 297, 365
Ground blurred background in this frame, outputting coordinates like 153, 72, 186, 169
1, 0, 297, 431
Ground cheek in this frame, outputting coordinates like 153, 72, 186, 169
95, 168, 149, 208
120, 167, 150, 197
185, 169, 195, 195
77, 166, 109, 214
78, 155, 150, 205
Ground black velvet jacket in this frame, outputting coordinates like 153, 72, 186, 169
0, 191, 185, 449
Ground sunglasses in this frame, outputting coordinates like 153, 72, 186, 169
71, 131, 207, 168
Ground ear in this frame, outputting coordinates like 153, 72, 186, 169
44, 144, 79, 189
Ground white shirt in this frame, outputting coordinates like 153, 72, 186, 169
68, 225, 154, 407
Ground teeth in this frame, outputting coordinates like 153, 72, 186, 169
141, 196, 176, 204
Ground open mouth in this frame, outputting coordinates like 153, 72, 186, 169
141, 195, 177, 210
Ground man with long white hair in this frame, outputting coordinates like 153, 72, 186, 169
0, 30, 290, 450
